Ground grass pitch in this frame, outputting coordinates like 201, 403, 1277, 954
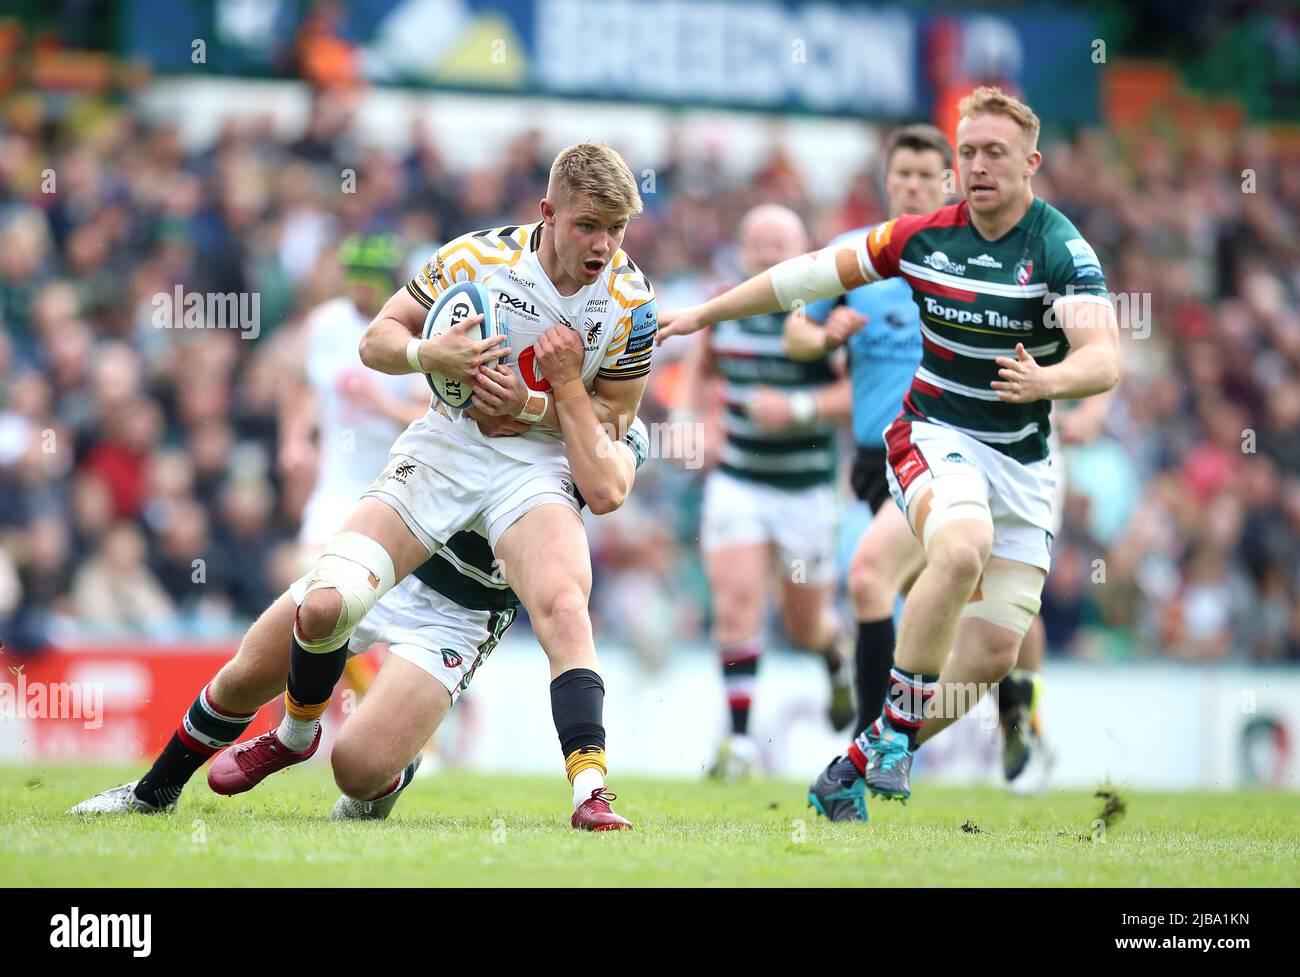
2, 764, 1295, 886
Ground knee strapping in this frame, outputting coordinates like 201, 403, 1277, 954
917, 473, 992, 551
962, 561, 1045, 637
297, 531, 396, 652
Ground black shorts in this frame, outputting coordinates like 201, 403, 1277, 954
850, 446, 893, 511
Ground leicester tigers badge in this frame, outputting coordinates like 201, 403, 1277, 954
1013, 258, 1034, 286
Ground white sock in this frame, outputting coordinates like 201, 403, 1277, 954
276, 714, 318, 753
572, 767, 605, 809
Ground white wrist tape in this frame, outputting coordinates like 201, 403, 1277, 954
788, 391, 817, 425
515, 390, 549, 423
770, 246, 848, 310
405, 337, 424, 373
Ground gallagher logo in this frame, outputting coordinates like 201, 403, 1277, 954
1013, 258, 1034, 286
923, 251, 965, 275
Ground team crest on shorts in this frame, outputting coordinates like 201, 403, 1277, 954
944, 452, 970, 465
440, 648, 463, 669
390, 461, 416, 484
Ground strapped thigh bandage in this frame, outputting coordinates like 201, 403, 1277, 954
297, 530, 397, 652
961, 560, 1045, 637
913, 472, 992, 552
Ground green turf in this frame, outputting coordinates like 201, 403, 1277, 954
2, 764, 1295, 886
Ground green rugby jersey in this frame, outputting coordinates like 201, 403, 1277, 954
854, 197, 1111, 463
709, 311, 839, 489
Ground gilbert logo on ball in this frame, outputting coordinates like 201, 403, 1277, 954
421, 281, 501, 407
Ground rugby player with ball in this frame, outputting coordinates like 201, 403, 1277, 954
71, 142, 656, 830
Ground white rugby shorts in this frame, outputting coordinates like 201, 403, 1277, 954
362, 408, 581, 555
884, 417, 1058, 571
700, 469, 838, 585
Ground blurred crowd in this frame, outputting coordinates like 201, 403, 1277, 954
0, 88, 1297, 665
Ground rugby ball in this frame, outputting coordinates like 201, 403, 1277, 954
420, 280, 501, 408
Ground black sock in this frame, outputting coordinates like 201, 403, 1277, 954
998, 670, 1034, 721
721, 641, 761, 736
286, 632, 349, 711
853, 617, 895, 739
135, 684, 256, 807
550, 667, 606, 757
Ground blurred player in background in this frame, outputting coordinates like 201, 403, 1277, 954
680, 204, 854, 780
281, 234, 429, 558
279, 234, 429, 700
657, 88, 1122, 820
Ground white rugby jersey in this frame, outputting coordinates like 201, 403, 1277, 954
405, 221, 657, 464
304, 296, 422, 500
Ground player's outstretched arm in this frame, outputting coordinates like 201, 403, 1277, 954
536, 326, 636, 514
359, 287, 510, 381
992, 302, 1121, 403
658, 242, 869, 344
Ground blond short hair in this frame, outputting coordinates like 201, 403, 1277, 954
547, 142, 643, 217
958, 86, 1041, 150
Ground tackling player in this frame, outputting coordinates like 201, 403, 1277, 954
203, 143, 657, 823
680, 204, 854, 779
68, 371, 651, 831
655, 88, 1121, 820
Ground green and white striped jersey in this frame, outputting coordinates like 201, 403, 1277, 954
709, 311, 839, 489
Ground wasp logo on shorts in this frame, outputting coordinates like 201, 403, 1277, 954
390, 462, 416, 484
440, 648, 464, 669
